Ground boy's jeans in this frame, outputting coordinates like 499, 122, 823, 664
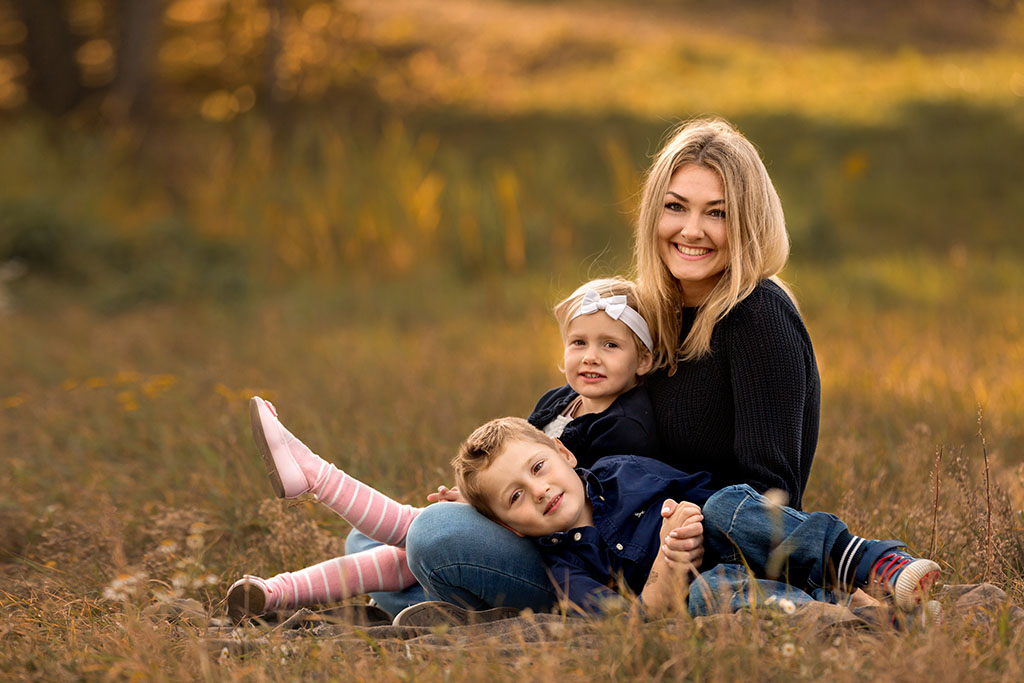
356, 486, 852, 618
689, 484, 851, 615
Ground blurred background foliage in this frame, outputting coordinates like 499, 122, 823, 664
1, 0, 1024, 301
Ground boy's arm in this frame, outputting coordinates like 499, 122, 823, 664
548, 562, 627, 615
640, 500, 704, 614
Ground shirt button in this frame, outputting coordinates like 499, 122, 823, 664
573, 532, 582, 542
615, 543, 624, 551
599, 496, 605, 501
551, 538, 559, 544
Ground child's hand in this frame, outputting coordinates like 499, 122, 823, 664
426, 485, 465, 503
658, 499, 704, 570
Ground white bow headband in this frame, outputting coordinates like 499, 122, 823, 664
569, 290, 654, 352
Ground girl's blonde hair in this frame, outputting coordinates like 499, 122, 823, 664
553, 277, 650, 359
633, 118, 794, 371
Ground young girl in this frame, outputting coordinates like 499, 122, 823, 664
226, 277, 679, 620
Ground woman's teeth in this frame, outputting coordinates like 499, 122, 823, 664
675, 244, 710, 256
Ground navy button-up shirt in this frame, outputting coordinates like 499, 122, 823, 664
534, 455, 717, 612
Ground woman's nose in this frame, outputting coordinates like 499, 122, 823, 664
679, 214, 702, 240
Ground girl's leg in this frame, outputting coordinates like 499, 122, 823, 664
228, 543, 418, 615
345, 530, 428, 617
404, 502, 558, 611
251, 397, 419, 546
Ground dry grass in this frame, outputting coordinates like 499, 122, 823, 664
1, 254, 1023, 680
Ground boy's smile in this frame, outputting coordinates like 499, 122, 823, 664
476, 438, 594, 537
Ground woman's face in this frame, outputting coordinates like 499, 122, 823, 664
656, 164, 730, 306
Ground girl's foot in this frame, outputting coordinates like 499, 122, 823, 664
249, 396, 318, 499
226, 576, 275, 622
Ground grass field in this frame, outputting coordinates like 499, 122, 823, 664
3, 0, 1024, 679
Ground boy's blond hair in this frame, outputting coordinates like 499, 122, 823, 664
553, 276, 651, 359
451, 417, 558, 520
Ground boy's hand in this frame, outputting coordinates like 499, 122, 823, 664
426, 485, 465, 503
658, 499, 704, 570
640, 500, 703, 614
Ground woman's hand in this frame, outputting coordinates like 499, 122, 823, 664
426, 485, 465, 504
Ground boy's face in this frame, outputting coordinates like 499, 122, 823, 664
563, 314, 653, 413
476, 438, 593, 537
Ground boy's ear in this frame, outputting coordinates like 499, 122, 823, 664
553, 438, 578, 468
637, 350, 654, 377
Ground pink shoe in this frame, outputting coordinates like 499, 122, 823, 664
226, 575, 272, 622
249, 396, 310, 499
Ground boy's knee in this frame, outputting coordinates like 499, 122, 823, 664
702, 484, 757, 521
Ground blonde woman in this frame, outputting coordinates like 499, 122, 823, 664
635, 118, 819, 511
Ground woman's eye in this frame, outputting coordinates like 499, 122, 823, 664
708, 209, 726, 219
665, 201, 684, 212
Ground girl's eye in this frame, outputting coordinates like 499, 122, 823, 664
510, 490, 521, 505
605, 341, 619, 349
570, 339, 586, 346
532, 460, 544, 474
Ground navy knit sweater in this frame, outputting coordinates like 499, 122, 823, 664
645, 280, 819, 510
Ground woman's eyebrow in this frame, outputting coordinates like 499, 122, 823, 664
666, 191, 723, 205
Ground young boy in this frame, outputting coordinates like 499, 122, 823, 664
452, 416, 941, 616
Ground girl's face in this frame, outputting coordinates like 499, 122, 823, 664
563, 313, 652, 414
656, 164, 730, 306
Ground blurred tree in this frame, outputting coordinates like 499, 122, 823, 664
106, 0, 162, 121
11, 0, 83, 114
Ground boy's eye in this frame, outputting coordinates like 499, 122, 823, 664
510, 490, 521, 505
570, 339, 586, 346
532, 460, 544, 474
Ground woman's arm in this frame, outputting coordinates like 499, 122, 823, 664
726, 289, 820, 510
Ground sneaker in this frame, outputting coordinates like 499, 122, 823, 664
226, 576, 271, 623
249, 396, 310, 499
868, 551, 941, 610
391, 601, 521, 627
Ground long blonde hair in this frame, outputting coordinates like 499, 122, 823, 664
633, 118, 793, 371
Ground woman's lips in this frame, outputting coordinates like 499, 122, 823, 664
673, 243, 713, 259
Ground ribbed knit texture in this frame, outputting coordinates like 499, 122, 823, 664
645, 280, 819, 510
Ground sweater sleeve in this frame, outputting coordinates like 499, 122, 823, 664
725, 291, 816, 508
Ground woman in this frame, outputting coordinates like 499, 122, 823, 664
636, 118, 818, 510
393, 118, 820, 618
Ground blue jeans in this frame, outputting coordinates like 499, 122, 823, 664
689, 484, 850, 615
404, 502, 559, 611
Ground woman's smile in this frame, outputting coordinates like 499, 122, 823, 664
657, 163, 730, 306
